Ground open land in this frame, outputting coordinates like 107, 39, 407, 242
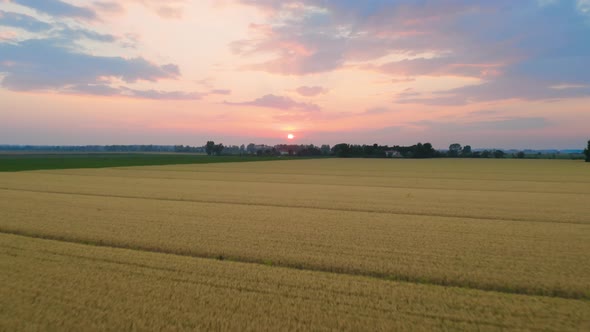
1, 158, 589, 330
0, 153, 289, 172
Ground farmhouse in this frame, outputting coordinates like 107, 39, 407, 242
385, 150, 401, 158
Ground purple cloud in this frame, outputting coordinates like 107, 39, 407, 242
0, 39, 189, 99
295, 86, 328, 97
368, 57, 504, 79
413, 117, 550, 131
234, 0, 590, 103
92, 2, 125, 14
225, 94, 321, 112
210, 89, 232, 95
396, 77, 590, 105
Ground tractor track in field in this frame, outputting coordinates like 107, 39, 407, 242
1, 228, 588, 301
1, 187, 588, 226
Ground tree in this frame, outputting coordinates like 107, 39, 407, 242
585, 140, 590, 162
213, 143, 224, 156
420, 143, 436, 158
493, 150, 505, 158
247, 143, 256, 154
332, 143, 351, 157
461, 145, 472, 157
205, 141, 215, 156
449, 143, 462, 157
516, 151, 525, 159
481, 150, 491, 158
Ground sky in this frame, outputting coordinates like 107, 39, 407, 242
0, 0, 589, 149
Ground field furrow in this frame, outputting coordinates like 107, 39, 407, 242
1, 187, 589, 299
2, 158, 589, 330
0, 172, 589, 224
1, 233, 589, 331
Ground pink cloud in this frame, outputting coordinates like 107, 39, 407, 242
0, 31, 17, 41
92, 1, 125, 14
210, 89, 232, 95
368, 58, 507, 79
156, 6, 183, 19
295, 86, 328, 97
225, 94, 321, 112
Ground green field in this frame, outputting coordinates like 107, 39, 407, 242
1, 158, 589, 330
0, 153, 290, 172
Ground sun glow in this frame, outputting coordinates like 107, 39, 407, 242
287, 133, 295, 140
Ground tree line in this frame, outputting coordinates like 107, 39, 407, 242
331, 143, 438, 158
203, 140, 589, 160
2, 140, 588, 161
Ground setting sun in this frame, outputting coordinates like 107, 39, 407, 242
287, 134, 295, 140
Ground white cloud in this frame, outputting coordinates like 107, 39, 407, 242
577, 0, 590, 14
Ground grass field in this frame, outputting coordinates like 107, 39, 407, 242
1, 158, 589, 330
0, 153, 289, 172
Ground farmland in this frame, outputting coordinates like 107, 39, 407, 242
0, 153, 289, 172
1, 158, 589, 330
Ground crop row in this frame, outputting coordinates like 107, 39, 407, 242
1, 187, 589, 299
1, 171, 589, 224
1, 234, 589, 331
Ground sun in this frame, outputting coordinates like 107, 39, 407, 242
287, 133, 295, 140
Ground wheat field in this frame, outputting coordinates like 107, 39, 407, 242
1, 158, 589, 330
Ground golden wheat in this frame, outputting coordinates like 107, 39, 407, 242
1, 159, 589, 224
1, 233, 589, 331
1, 159, 589, 300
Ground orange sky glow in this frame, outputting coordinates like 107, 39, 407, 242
1, 0, 589, 149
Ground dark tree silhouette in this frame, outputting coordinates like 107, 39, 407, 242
213, 143, 224, 156
493, 150, 505, 159
461, 145, 472, 157
332, 143, 351, 157
584, 140, 590, 162
448, 143, 462, 157
205, 141, 215, 156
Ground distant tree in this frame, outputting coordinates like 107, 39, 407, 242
481, 150, 491, 158
585, 140, 590, 162
205, 141, 215, 156
449, 143, 462, 157
461, 145, 472, 157
297, 145, 322, 156
516, 151, 526, 159
247, 143, 256, 154
420, 143, 436, 158
213, 143, 224, 156
332, 143, 351, 157
493, 150, 505, 158
240, 144, 246, 154
320, 144, 331, 155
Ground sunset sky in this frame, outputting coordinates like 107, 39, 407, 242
1, 0, 589, 149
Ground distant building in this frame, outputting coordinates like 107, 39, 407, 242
385, 150, 401, 158
276, 148, 291, 156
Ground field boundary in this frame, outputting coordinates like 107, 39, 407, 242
1, 227, 588, 301
0, 154, 301, 172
